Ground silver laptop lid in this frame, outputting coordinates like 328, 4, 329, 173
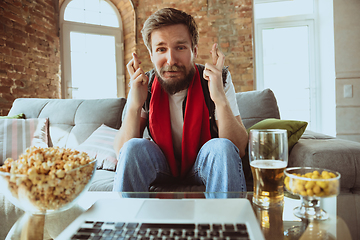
56, 198, 265, 240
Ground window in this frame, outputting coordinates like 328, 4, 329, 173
60, 0, 125, 99
254, 0, 320, 132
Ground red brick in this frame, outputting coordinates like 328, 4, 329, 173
6, 40, 28, 53
0, 15, 14, 27
3, 11, 27, 26
11, 87, 31, 96
0, 46, 11, 55
1, 92, 16, 102
25, 67, 36, 75
0, 69, 7, 78
13, 64, 25, 73
29, 23, 47, 33
0, 86, 11, 93
0, 62, 13, 71
11, 49, 23, 58
0, 77, 14, 87
11, 0, 22, 8
220, 42, 230, 48
36, 70, 46, 77
7, 71, 22, 80
14, 79, 25, 88
13, 27, 28, 39
24, 25, 36, 34
13, 35, 26, 45
4, 3, 22, 16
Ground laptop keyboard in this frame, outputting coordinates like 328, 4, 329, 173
71, 221, 250, 240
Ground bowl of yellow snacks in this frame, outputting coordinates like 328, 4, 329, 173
284, 167, 340, 220
0, 146, 96, 214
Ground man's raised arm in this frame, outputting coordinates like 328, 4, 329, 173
113, 53, 149, 156
203, 44, 248, 157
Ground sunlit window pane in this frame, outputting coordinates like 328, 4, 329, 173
262, 26, 311, 126
66, 0, 83, 9
70, 32, 86, 52
70, 32, 117, 99
64, 0, 119, 27
255, 0, 313, 19
85, 0, 99, 12
85, 10, 101, 25
64, 7, 85, 23
100, 1, 115, 14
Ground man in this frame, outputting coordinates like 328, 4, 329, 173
113, 8, 248, 192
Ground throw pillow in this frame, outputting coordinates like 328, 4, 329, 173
0, 113, 25, 119
247, 118, 308, 150
0, 118, 49, 165
76, 124, 118, 171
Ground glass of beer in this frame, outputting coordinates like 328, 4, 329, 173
249, 129, 288, 208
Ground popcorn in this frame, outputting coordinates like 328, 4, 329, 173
0, 146, 96, 212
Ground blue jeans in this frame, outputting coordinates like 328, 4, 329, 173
113, 138, 247, 193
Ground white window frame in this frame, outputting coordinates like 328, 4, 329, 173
254, 5, 321, 132
60, 0, 125, 99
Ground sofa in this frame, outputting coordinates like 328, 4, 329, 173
1, 88, 360, 239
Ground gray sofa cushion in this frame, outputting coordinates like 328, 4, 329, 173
236, 88, 280, 129
289, 138, 360, 193
8, 98, 126, 148
301, 130, 335, 139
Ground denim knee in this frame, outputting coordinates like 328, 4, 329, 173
121, 138, 151, 153
202, 138, 240, 155
118, 138, 152, 167
194, 138, 247, 192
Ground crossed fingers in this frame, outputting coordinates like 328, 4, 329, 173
126, 53, 148, 87
203, 43, 225, 81
127, 53, 140, 76
211, 43, 225, 70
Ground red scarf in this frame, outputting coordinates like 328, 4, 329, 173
149, 65, 211, 178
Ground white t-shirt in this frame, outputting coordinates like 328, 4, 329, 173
141, 71, 240, 161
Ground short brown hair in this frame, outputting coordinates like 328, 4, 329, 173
141, 8, 199, 53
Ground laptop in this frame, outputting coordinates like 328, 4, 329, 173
56, 197, 265, 240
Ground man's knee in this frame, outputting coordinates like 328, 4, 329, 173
202, 138, 239, 154
122, 138, 150, 151
118, 138, 151, 168
118, 138, 165, 170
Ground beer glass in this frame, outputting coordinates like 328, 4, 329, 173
249, 129, 288, 208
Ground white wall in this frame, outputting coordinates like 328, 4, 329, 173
334, 0, 360, 142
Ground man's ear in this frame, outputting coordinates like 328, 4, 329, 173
193, 45, 198, 59
149, 49, 154, 62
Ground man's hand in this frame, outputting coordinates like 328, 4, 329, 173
203, 43, 227, 105
126, 53, 149, 110
203, 44, 248, 157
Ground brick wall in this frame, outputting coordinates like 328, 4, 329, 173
0, 0, 61, 115
0, 0, 253, 115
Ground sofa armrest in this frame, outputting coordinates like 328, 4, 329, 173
289, 138, 360, 194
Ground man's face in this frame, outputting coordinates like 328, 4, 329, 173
150, 24, 198, 95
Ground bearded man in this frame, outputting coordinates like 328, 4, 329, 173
113, 8, 248, 192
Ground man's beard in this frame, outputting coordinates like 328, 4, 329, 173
155, 64, 196, 95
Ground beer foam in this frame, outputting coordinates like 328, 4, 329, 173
250, 160, 287, 169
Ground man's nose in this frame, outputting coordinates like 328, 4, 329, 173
166, 49, 177, 65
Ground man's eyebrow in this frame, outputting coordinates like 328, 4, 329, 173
175, 40, 188, 45
154, 40, 189, 46
154, 41, 166, 46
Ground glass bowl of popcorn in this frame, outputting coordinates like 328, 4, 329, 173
0, 146, 96, 214
284, 167, 340, 220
